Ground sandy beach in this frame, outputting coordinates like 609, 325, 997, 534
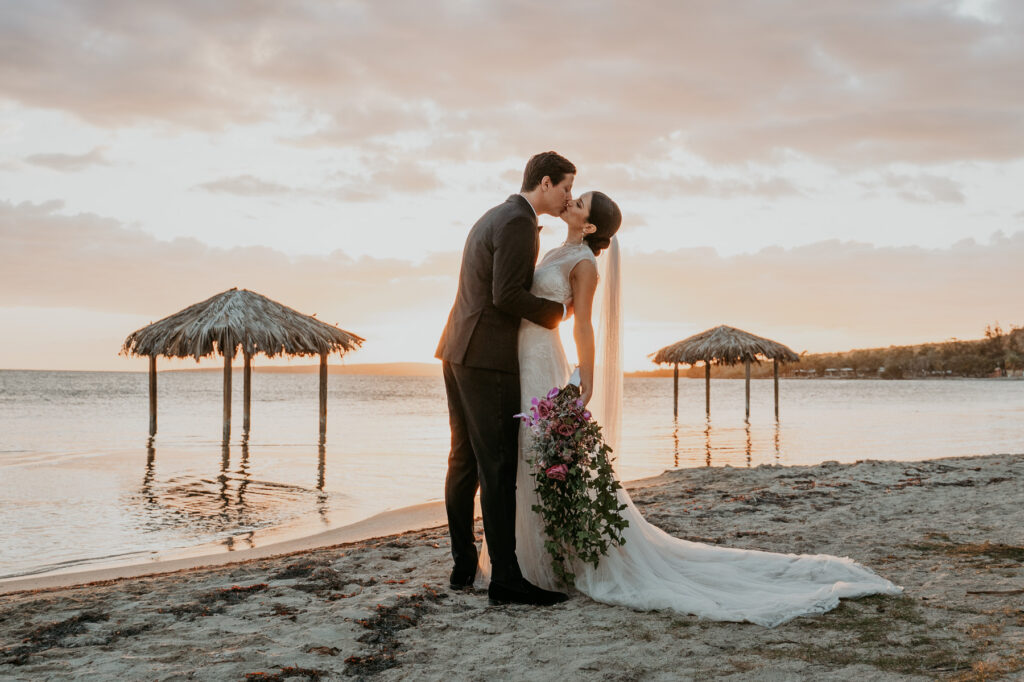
2, 453, 1023, 681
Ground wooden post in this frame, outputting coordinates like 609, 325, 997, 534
744, 358, 751, 421
222, 344, 232, 444
148, 355, 157, 436
773, 358, 780, 421
704, 363, 711, 417
672, 362, 679, 417
319, 352, 328, 439
243, 350, 252, 436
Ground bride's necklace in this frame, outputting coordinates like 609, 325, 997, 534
562, 237, 585, 247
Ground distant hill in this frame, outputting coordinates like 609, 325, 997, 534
639, 323, 1024, 380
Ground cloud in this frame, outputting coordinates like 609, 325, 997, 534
2, 1, 1022, 167
195, 174, 296, 197
620, 235, 1024, 350
3, 200, 1021, 368
194, 161, 442, 203
0, 200, 460, 326
23, 146, 111, 172
860, 172, 967, 203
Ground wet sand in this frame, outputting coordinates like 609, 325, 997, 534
2, 453, 1023, 680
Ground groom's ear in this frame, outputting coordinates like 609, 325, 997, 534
539, 175, 552, 191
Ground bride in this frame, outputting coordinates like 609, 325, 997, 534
479, 190, 902, 627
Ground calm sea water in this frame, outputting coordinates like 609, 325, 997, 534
1, 370, 1022, 579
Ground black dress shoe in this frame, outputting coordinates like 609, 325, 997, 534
488, 579, 569, 606
449, 568, 476, 590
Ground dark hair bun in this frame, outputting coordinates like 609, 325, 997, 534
585, 236, 612, 256
584, 191, 622, 256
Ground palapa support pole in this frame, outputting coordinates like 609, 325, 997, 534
704, 363, 711, 417
672, 362, 679, 417
773, 358, 780, 421
744, 358, 751, 421
222, 343, 233, 444
319, 352, 328, 439
148, 355, 157, 436
243, 350, 252, 436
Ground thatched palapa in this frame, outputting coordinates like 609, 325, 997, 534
651, 325, 799, 367
123, 288, 364, 441
122, 288, 363, 361
651, 325, 799, 420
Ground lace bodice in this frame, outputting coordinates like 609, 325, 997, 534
529, 244, 596, 304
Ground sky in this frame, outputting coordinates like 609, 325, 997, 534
2, 0, 1023, 372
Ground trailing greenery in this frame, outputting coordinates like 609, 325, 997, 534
517, 384, 629, 587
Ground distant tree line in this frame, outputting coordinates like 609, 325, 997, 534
631, 323, 1024, 379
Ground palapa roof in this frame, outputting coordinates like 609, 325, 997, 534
651, 325, 799, 366
122, 288, 364, 360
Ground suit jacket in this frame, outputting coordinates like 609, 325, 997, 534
436, 194, 565, 373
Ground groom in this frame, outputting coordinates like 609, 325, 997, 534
436, 151, 576, 606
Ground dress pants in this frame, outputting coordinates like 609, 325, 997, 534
442, 360, 523, 587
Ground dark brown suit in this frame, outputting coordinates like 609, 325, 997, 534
436, 194, 563, 586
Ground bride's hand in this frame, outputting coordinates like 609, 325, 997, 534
564, 299, 574, 320
580, 383, 593, 406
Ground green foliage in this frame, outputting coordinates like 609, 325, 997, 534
519, 384, 629, 587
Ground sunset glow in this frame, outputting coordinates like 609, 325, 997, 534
2, 1, 1022, 371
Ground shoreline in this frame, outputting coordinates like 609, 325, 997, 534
2, 452, 1023, 679
0, 469, 674, 596
0, 500, 452, 595
2, 452, 1022, 679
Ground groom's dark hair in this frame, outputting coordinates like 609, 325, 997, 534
521, 151, 576, 192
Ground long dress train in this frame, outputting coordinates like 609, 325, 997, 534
478, 243, 901, 627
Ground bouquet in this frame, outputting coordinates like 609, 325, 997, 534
515, 380, 629, 587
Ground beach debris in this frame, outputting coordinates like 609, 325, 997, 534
343, 586, 447, 677
157, 582, 268, 620
243, 665, 326, 680
3, 609, 109, 666
271, 557, 330, 581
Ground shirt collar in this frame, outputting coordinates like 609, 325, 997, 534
518, 193, 538, 221
517, 193, 541, 231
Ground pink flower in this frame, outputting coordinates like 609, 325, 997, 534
557, 422, 576, 437
547, 387, 561, 399
582, 411, 592, 420
545, 463, 569, 481
536, 400, 553, 419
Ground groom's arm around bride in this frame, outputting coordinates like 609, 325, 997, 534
435, 151, 575, 605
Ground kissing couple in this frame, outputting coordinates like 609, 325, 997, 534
436, 152, 901, 626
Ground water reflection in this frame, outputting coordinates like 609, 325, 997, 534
774, 421, 782, 463
704, 419, 712, 467
134, 439, 333, 549
672, 417, 679, 468
317, 440, 329, 524
678, 418, 765, 468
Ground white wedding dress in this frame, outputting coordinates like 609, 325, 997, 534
479, 241, 901, 627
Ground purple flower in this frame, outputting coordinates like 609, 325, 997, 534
536, 400, 553, 419
547, 387, 561, 399
583, 411, 592, 420
531, 397, 539, 406
576, 399, 584, 408
545, 463, 569, 481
